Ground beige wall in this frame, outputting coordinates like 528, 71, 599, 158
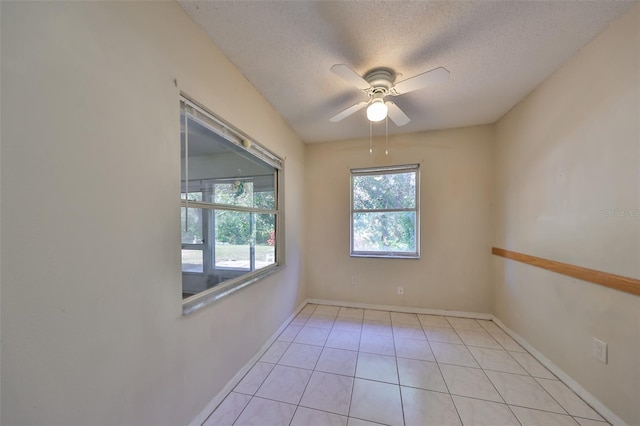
493, 5, 640, 425
306, 127, 494, 313
0, 2, 305, 425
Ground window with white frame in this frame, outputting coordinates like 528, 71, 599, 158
350, 164, 419, 258
180, 96, 282, 313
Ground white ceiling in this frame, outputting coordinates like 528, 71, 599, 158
178, 1, 636, 144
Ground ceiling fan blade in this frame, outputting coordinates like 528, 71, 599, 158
393, 66, 450, 95
329, 101, 368, 122
386, 101, 410, 127
330, 64, 371, 90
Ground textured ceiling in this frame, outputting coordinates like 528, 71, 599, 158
178, 1, 636, 143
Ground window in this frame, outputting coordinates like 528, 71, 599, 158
180, 96, 282, 314
350, 164, 419, 258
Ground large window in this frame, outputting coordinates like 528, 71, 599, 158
181, 96, 282, 313
350, 164, 419, 258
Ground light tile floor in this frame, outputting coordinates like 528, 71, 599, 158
203, 304, 610, 426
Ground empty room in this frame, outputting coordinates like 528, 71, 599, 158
1, 1, 638, 426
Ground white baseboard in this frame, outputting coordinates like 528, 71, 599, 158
491, 316, 627, 426
188, 299, 309, 426
307, 298, 493, 320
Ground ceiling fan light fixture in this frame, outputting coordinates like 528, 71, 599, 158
366, 99, 388, 122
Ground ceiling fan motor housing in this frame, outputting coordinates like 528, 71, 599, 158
364, 68, 395, 94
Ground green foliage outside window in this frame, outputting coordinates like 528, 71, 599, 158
213, 182, 275, 245
353, 172, 415, 210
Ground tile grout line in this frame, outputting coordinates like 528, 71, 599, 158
468, 319, 569, 424
227, 350, 284, 424
420, 316, 566, 425
528, 374, 573, 418
294, 313, 332, 419
198, 302, 310, 426
390, 317, 407, 426
286, 303, 317, 426
450, 319, 598, 424
460, 322, 507, 407
247, 304, 316, 425
229, 396, 251, 426
398, 315, 468, 426
424, 322, 463, 426
286, 304, 316, 426
347, 309, 364, 423
460, 319, 524, 426
490, 316, 622, 425
292, 305, 365, 424
344, 325, 359, 425
532, 375, 607, 423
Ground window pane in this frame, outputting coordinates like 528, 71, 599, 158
214, 210, 250, 269
353, 172, 416, 210
214, 181, 253, 207
255, 213, 276, 268
181, 191, 203, 202
181, 109, 275, 206
182, 249, 203, 273
181, 206, 203, 244
213, 174, 275, 209
353, 211, 416, 252
253, 174, 275, 209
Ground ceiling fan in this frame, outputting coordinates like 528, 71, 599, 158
329, 64, 450, 126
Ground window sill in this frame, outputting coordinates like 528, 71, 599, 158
350, 253, 420, 259
182, 264, 283, 316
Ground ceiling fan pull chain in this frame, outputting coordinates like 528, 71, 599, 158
385, 116, 389, 155
369, 121, 373, 155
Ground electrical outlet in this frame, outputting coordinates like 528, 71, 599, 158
351, 275, 357, 286
397, 286, 404, 295
592, 338, 607, 364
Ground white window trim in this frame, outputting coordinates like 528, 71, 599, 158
350, 164, 420, 259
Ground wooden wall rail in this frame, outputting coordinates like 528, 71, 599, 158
492, 247, 640, 297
